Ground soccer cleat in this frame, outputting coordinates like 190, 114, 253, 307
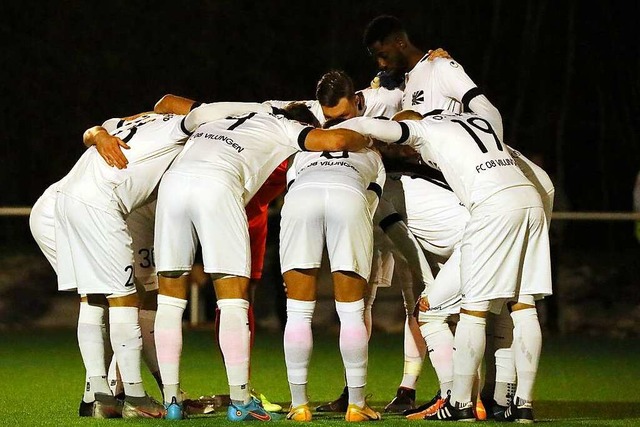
227, 397, 281, 421
251, 388, 283, 413
286, 404, 312, 421
384, 387, 416, 413
424, 396, 475, 422
345, 402, 382, 422
405, 396, 446, 420
494, 397, 534, 423
79, 400, 94, 417
315, 386, 348, 412
474, 397, 487, 420
122, 394, 166, 419
165, 396, 187, 420
184, 396, 220, 416
92, 392, 123, 418
403, 390, 441, 417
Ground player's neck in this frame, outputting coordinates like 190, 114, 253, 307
407, 47, 426, 71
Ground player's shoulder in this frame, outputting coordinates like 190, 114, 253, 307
431, 57, 465, 74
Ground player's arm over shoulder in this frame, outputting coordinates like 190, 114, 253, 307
301, 127, 369, 152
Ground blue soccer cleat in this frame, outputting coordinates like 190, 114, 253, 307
227, 397, 281, 421
165, 396, 186, 420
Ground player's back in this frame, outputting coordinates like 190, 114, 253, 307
288, 149, 385, 194
169, 111, 310, 204
59, 113, 188, 214
403, 111, 534, 210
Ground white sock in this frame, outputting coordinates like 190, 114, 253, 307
284, 299, 315, 407
511, 308, 542, 402
77, 302, 110, 396
217, 299, 251, 404
336, 300, 368, 406
364, 285, 378, 339
109, 306, 145, 397
155, 295, 188, 404
489, 310, 516, 406
400, 318, 424, 389
139, 309, 160, 376
420, 317, 454, 394
107, 356, 123, 396
451, 313, 486, 406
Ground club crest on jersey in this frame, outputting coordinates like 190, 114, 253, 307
411, 90, 424, 106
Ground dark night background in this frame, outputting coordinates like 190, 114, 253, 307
2, 0, 639, 251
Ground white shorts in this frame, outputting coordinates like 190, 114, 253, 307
280, 184, 373, 279
460, 205, 552, 305
155, 172, 250, 277
381, 176, 469, 259
30, 182, 58, 272
369, 246, 395, 288
55, 194, 137, 296
127, 201, 158, 292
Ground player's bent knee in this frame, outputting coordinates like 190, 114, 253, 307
158, 270, 189, 278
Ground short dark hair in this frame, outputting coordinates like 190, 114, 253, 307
316, 70, 355, 108
363, 15, 405, 46
283, 102, 321, 128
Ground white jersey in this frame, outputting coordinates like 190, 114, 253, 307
286, 149, 386, 212
403, 56, 476, 114
400, 112, 535, 211
58, 113, 189, 215
359, 87, 402, 118
403, 56, 503, 141
168, 111, 312, 204
264, 85, 402, 125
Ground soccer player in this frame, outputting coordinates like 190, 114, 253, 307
337, 109, 552, 422
30, 129, 164, 418
362, 14, 505, 411
154, 94, 290, 414
363, 15, 503, 137
271, 71, 441, 414
152, 103, 370, 422
279, 119, 386, 422
50, 102, 263, 419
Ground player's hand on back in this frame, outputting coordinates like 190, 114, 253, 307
97, 133, 130, 169
427, 48, 452, 61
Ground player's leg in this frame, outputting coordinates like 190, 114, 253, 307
325, 188, 379, 422
77, 294, 115, 416
333, 271, 381, 422
278, 185, 326, 420
428, 208, 532, 421
281, 269, 317, 421
32, 185, 112, 416
54, 194, 125, 418
496, 206, 551, 423
408, 250, 461, 420
375, 196, 433, 412
482, 308, 516, 417
153, 172, 201, 418
127, 202, 163, 392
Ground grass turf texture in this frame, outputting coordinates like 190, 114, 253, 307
1, 328, 639, 426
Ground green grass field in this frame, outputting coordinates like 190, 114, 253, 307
1, 328, 639, 426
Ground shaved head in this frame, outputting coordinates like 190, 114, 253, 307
392, 109, 422, 121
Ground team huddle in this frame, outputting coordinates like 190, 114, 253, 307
29, 15, 553, 423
